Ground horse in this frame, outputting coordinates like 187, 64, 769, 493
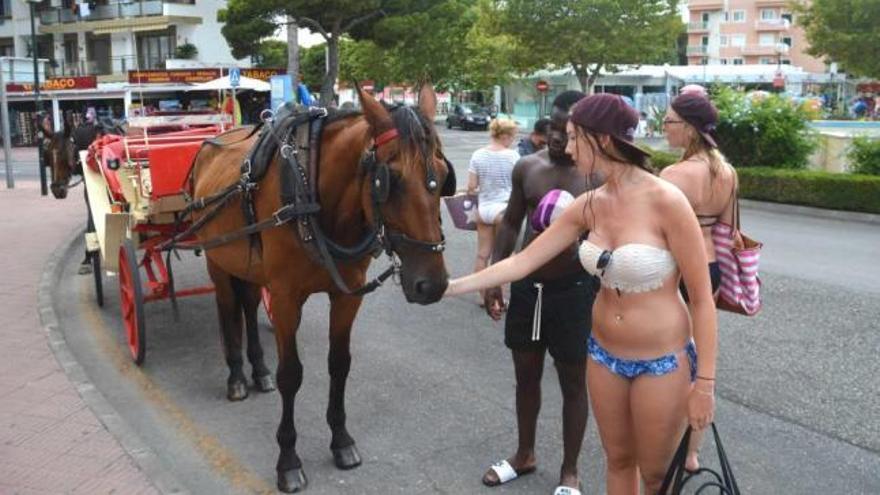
189, 83, 453, 492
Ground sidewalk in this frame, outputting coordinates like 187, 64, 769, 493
0, 181, 159, 494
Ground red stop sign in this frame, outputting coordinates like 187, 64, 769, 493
536, 80, 549, 92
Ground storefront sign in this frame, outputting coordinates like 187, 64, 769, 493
6, 76, 98, 92
242, 68, 285, 81
857, 82, 880, 93
128, 69, 222, 84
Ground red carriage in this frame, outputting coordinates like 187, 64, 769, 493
81, 113, 235, 364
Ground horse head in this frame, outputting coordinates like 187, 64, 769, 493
45, 112, 78, 199
356, 83, 455, 305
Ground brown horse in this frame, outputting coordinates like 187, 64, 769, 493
189, 84, 451, 492
44, 112, 79, 200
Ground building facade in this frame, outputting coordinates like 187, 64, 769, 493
686, 0, 826, 72
0, 0, 244, 82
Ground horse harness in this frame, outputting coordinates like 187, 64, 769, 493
166, 105, 455, 296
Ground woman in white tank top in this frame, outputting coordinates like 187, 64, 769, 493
467, 118, 520, 302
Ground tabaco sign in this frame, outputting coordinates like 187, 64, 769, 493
241, 68, 285, 81
128, 69, 222, 84
6, 76, 98, 92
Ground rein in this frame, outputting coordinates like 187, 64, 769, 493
164, 106, 446, 296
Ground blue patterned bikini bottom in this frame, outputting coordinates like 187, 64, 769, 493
587, 335, 697, 382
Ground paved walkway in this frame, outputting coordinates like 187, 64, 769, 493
0, 180, 159, 494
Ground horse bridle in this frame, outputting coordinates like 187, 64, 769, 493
48, 136, 83, 193
362, 126, 454, 256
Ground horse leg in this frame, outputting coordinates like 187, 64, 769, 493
78, 186, 94, 275
327, 293, 363, 470
272, 287, 308, 493
235, 279, 274, 392
206, 260, 249, 401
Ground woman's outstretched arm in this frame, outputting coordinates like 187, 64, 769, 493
445, 192, 588, 297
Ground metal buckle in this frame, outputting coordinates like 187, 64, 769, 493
259, 108, 275, 124
280, 143, 295, 159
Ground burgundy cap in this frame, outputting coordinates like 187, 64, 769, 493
671, 92, 719, 148
569, 93, 650, 159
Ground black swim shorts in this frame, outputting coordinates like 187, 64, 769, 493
504, 272, 597, 363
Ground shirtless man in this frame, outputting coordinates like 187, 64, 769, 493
481, 91, 596, 495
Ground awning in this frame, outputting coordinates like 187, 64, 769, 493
92, 23, 168, 35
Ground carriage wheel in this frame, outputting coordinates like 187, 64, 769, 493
118, 240, 146, 365
92, 252, 104, 307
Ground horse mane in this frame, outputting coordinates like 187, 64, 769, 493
324, 103, 436, 180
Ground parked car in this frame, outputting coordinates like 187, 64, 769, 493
446, 103, 490, 131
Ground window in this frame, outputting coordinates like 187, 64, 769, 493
760, 58, 773, 64
732, 10, 746, 22
0, 37, 13, 57
1, 0, 10, 19
701, 57, 708, 65
782, 13, 793, 23
782, 36, 793, 47
733, 58, 744, 65
722, 11, 729, 22
761, 9, 778, 20
720, 59, 729, 65
720, 35, 729, 47
701, 36, 709, 46
137, 27, 177, 70
782, 59, 792, 65
731, 34, 746, 47
701, 12, 710, 23
759, 33, 776, 46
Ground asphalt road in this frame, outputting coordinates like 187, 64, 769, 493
53, 127, 880, 494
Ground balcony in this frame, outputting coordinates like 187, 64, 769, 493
686, 45, 709, 56
741, 44, 789, 56
40, 0, 164, 25
48, 55, 138, 78
687, 21, 710, 32
755, 19, 791, 31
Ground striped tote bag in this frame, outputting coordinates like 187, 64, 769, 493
712, 195, 762, 316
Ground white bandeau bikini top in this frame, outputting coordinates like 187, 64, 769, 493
578, 241, 677, 293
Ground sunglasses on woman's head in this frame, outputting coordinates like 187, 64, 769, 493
597, 250, 612, 275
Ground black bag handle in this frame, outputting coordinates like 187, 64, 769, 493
657, 424, 740, 495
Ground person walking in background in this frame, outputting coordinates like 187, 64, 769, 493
446, 94, 718, 494
660, 91, 737, 473
479, 90, 594, 495
517, 118, 551, 156
467, 118, 520, 303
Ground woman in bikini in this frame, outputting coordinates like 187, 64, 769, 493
467, 118, 520, 302
446, 94, 717, 494
660, 91, 737, 472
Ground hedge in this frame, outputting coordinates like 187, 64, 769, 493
737, 168, 880, 214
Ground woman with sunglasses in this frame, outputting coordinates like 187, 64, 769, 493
445, 94, 717, 494
659, 92, 737, 472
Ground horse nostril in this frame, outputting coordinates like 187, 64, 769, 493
414, 279, 432, 296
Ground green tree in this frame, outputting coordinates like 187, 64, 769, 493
254, 40, 289, 68
221, 0, 390, 103
494, 0, 683, 93
794, 0, 880, 78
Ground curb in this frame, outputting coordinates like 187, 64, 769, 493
38, 225, 190, 495
741, 199, 880, 225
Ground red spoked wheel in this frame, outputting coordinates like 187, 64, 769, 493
118, 240, 146, 365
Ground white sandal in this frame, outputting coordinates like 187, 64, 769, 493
553, 486, 582, 495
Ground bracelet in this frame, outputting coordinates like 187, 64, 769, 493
696, 389, 714, 396
696, 375, 715, 381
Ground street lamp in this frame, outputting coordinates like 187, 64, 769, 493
26, 0, 47, 195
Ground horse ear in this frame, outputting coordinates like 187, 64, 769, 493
63, 111, 74, 137
417, 82, 437, 122
355, 81, 392, 135
40, 115, 54, 138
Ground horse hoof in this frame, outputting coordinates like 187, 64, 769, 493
78, 263, 93, 275
254, 374, 276, 393
332, 444, 362, 470
277, 467, 308, 493
227, 382, 249, 401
